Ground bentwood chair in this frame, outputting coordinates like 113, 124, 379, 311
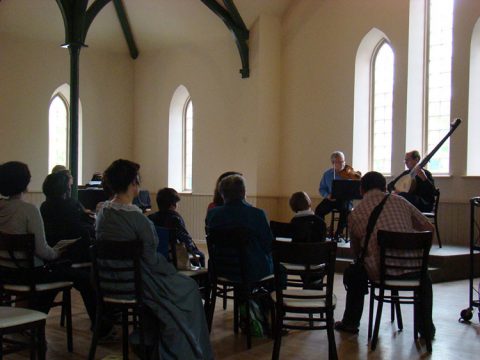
206, 227, 275, 349
89, 240, 147, 360
271, 240, 338, 360
0, 306, 47, 360
368, 230, 433, 352
0, 232, 74, 352
422, 188, 442, 248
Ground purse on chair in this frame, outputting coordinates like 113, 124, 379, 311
343, 194, 390, 295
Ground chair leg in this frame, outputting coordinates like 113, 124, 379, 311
63, 290, 73, 352
207, 285, 217, 332
371, 289, 384, 351
122, 309, 129, 360
326, 309, 338, 360
88, 306, 103, 360
30, 326, 36, 360
222, 285, 228, 310
435, 219, 442, 248
233, 293, 239, 334
368, 287, 375, 339
60, 302, 65, 327
138, 308, 147, 360
271, 306, 283, 360
38, 323, 46, 360
393, 294, 403, 331
390, 301, 395, 323
0, 333, 3, 360
245, 299, 252, 349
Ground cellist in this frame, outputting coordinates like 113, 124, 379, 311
315, 151, 360, 239
387, 150, 436, 212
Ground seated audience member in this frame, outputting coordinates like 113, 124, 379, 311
0, 162, 101, 331
41, 171, 92, 263
207, 171, 242, 211
289, 191, 327, 242
335, 171, 435, 339
206, 174, 273, 282
96, 159, 213, 359
148, 187, 205, 267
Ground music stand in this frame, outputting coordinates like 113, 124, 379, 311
331, 179, 362, 201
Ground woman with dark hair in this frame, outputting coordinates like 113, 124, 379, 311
149, 188, 205, 267
96, 159, 213, 359
0, 162, 101, 329
40, 171, 92, 263
207, 171, 242, 210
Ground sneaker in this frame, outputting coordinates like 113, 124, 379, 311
334, 321, 359, 334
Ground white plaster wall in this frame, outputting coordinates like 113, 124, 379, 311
0, 33, 134, 191
280, 0, 480, 202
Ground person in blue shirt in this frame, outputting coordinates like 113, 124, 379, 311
315, 151, 352, 239
206, 174, 273, 283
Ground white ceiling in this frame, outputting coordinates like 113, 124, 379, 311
0, 0, 292, 54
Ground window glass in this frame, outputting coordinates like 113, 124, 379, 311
48, 95, 69, 172
183, 99, 193, 192
372, 42, 394, 174
426, 0, 454, 173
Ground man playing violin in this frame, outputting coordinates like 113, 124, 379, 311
315, 151, 354, 239
387, 150, 436, 212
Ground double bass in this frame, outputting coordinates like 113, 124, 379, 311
392, 118, 462, 193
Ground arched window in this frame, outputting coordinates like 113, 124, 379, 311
467, 17, 480, 175
425, 0, 454, 174
353, 28, 392, 174
48, 84, 82, 183
371, 42, 394, 174
169, 85, 193, 192
48, 94, 69, 173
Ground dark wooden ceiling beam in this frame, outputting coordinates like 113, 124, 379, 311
113, 0, 139, 59
200, 0, 250, 78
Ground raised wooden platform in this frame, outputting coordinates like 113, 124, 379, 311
334, 242, 480, 283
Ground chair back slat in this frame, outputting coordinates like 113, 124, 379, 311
90, 240, 143, 304
270, 221, 293, 239
272, 240, 337, 303
206, 227, 250, 284
377, 230, 432, 282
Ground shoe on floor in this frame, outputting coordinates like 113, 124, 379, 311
334, 321, 359, 334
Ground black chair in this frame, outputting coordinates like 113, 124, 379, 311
0, 232, 74, 353
271, 240, 338, 360
88, 240, 146, 360
0, 306, 47, 360
422, 188, 441, 248
206, 227, 275, 349
368, 230, 433, 352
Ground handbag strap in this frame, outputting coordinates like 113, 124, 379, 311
358, 194, 390, 263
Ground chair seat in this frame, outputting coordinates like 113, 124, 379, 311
0, 306, 47, 329
71, 262, 92, 269
271, 289, 337, 309
4, 281, 73, 292
371, 279, 421, 288
218, 273, 274, 284
179, 268, 208, 277
283, 263, 325, 271
103, 296, 137, 304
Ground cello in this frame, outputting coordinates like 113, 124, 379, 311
392, 118, 462, 193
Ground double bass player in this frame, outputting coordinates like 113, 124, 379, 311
315, 151, 361, 239
387, 150, 436, 212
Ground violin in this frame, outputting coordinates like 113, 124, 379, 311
338, 164, 361, 180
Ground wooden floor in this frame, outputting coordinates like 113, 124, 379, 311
6, 274, 480, 360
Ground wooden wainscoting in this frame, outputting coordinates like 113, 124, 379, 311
23, 192, 477, 247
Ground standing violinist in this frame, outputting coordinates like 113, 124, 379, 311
315, 151, 354, 239
387, 150, 436, 212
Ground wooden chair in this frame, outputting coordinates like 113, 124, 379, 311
0, 306, 47, 360
368, 230, 433, 352
422, 188, 442, 248
0, 232, 74, 352
206, 227, 275, 349
88, 240, 146, 360
271, 240, 338, 360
